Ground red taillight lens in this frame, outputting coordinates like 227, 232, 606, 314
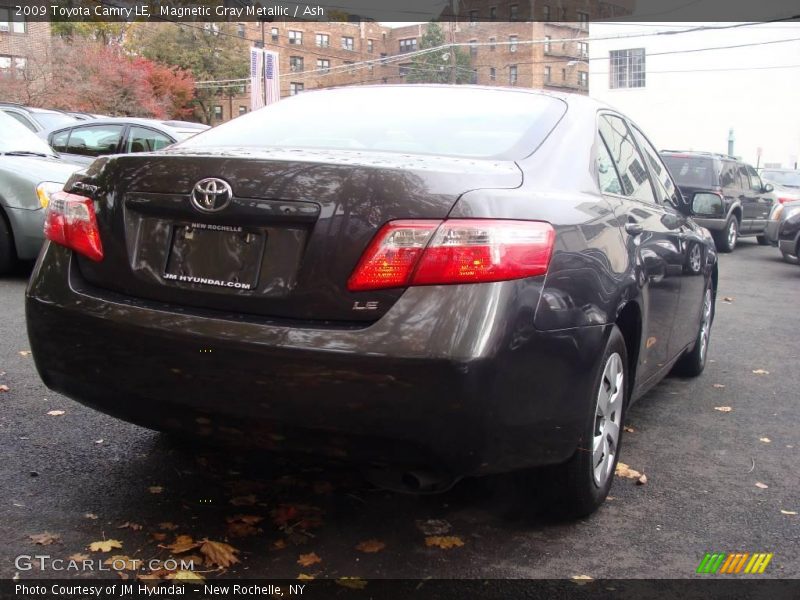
347, 219, 555, 292
778, 197, 794, 204
44, 191, 104, 262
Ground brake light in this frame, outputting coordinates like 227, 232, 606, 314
347, 219, 555, 291
43, 191, 104, 262
778, 197, 795, 204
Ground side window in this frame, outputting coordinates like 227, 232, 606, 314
737, 165, 750, 190
2, 110, 36, 132
65, 125, 124, 157
126, 127, 173, 153
598, 114, 657, 205
747, 166, 763, 192
631, 125, 676, 205
719, 162, 735, 188
51, 130, 71, 153
596, 136, 623, 195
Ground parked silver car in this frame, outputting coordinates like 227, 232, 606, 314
0, 112, 81, 273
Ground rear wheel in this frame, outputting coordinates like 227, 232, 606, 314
0, 212, 17, 275
714, 216, 738, 253
674, 281, 715, 377
552, 326, 628, 518
756, 234, 769, 246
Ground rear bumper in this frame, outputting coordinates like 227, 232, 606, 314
764, 220, 780, 244
26, 243, 608, 477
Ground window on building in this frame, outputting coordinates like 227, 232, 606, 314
509, 36, 518, 52
578, 71, 588, 87
399, 38, 417, 53
579, 42, 589, 58
315, 33, 330, 48
469, 9, 478, 25
271, 27, 279, 42
316, 59, 330, 73
490, 67, 496, 81
0, 7, 27, 33
544, 36, 551, 53
238, 106, 247, 116
0, 54, 26, 76
599, 115, 656, 204
237, 23, 246, 38
380, 52, 388, 64
578, 11, 589, 28
343, 60, 354, 73
289, 56, 304, 72
289, 82, 304, 95
341, 36, 354, 51
509, 65, 518, 85
212, 106, 223, 121
544, 66, 551, 83
288, 30, 302, 45
610, 48, 646, 89
469, 40, 477, 57
489, 37, 496, 50
470, 69, 478, 84
489, 6, 497, 20
367, 39, 374, 53
542, 4, 550, 21
509, 4, 519, 20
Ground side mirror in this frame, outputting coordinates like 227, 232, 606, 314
763, 183, 774, 193
692, 192, 725, 216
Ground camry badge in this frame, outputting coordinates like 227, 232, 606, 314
191, 178, 233, 213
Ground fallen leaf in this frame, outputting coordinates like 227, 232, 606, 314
95, 439, 104, 444
89, 539, 123, 553
336, 578, 367, 590
636, 474, 648, 485
722, 297, 734, 303
117, 572, 129, 581
30, 532, 60, 545
200, 539, 240, 568
69, 553, 90, 562
714, 406, 732, 413
148, 486, 163, 494
752, 369, 770, 375
615, 462, 642, 479
226, 514, 263, 525
297, 574, 314, 580
138, 569, 169, 582
167, 570, 205, 582
755, 482, 768, 489
118, 522, 143, 531
0, 385, 9, 392
104, 555, 139, 570
415, 519, 451, 536
623, 425, 635, 433
760, 437, 771, 443
272, 539, 287, 550
780, 510, 797, 516
229, 494, 257, 506
19, 350, 31, 356
355, 539, 386, 553
150, 533, 167, 542
165, 535, 200, 554
226, 521, 260, 538
712, 383, 726, 389
47, 410, 65, 416
179, 554, 204, 568
158, 522, 178, 531
297, 552, 322, 567
425, 536, 465, 549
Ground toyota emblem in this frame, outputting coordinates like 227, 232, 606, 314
191, 178, 233, 213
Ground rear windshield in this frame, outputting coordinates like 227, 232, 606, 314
176, 87, 567, 160
662, 155, 716, 187
762, 170, 800, 187
32, 111, 78, 131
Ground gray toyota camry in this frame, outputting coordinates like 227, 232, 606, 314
26, 86, 717, 517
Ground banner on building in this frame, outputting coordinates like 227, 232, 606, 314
264, 50, 281, 106
251, 48, 281, 111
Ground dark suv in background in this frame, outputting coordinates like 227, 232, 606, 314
660, 151, 774, 252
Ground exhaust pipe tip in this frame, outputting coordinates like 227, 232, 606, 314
365, 467, 458, 494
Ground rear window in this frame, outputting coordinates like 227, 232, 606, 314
661, 155, 717, 187
176, 87, 567, 160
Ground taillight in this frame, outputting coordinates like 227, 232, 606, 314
44, 191, 104, 262
778, 197, 795, 204
347, 219, 555, 292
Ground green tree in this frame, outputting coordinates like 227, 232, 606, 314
126, 22, 249, 124
51, 21, 129, 45
405, 22, 472, 85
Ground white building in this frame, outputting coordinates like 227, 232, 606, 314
589, 22, 800, 169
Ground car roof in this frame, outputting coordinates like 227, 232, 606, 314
48, 116, 207, 132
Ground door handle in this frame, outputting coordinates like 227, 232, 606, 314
625, 222, 644, 236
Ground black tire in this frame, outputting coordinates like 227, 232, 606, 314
0, 211, 17, 275
713, 216, 738, 253
674, 279, 715, 377
756, 235, 769, 246
781, 251, 799, 265
551, 325, 628, 518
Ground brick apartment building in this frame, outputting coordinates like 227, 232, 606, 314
0, 7, 53, 100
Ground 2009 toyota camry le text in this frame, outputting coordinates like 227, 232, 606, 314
25, 86, 717, 517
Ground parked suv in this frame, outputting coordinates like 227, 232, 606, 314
660, 151, 774, 252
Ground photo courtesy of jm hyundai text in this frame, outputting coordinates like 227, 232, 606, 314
25, 86, 718, 517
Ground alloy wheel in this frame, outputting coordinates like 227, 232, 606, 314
698, 287, 713, 363
727, 219, 738, 248
592, 352, 624, 487
688, 244, 702, 273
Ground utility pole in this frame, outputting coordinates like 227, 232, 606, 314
727, 128, 735, 157
449, 21, 457, 84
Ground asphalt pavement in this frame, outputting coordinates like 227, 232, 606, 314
1, 239, 798, 581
